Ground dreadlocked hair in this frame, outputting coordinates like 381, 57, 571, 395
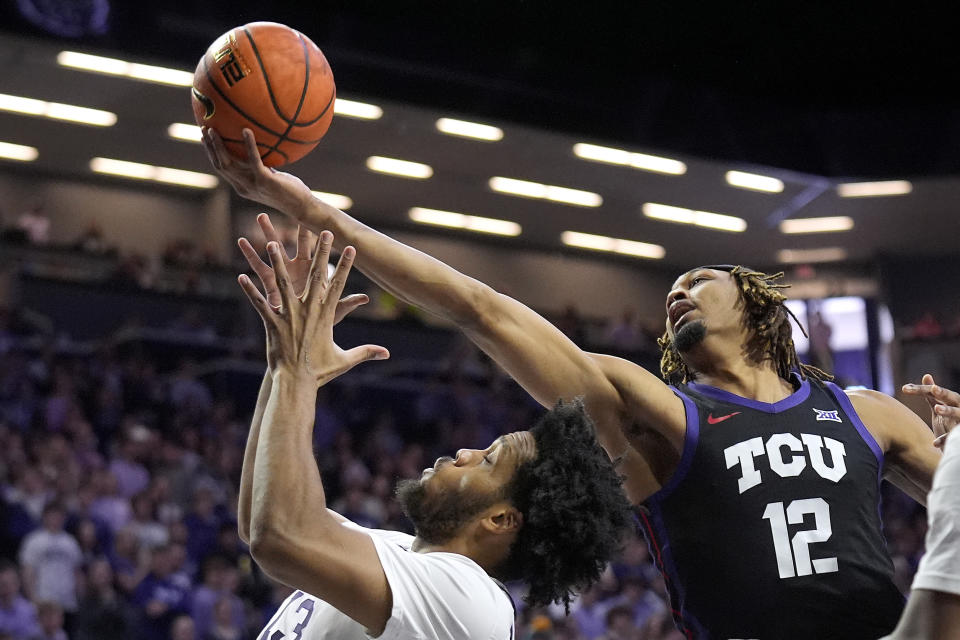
501, 399, 633, 613
658, 266, 833, 384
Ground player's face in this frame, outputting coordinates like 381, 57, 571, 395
396, 431, 536, 544
664, 268, 743, 349
422, 430, 536, 496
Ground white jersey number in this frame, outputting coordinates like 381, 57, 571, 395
762, 498, 839, 579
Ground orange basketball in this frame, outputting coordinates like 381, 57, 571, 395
191, 22, 335, 167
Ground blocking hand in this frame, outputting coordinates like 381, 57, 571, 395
238, 232, 389, 386
238, 214, 368, 322
902, 373, 960, 449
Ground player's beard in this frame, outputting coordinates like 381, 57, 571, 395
395, 478, 502, 545
674, 319, 707, 352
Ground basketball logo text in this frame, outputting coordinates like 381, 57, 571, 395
214, 35, 250, 86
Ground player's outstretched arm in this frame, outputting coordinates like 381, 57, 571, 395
238, 235, 393, 633
235, 224, 368, 544
204, 128, 686, 500
849, 386, 940, 505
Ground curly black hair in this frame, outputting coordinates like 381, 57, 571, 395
500, 399, 633, 612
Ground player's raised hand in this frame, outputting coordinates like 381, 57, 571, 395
902, 373, 960, 449
203, 127, 313, 215
239, 219, 368, 323
238, 236, 389, 386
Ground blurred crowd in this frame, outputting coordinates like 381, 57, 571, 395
0, 214, 933, 640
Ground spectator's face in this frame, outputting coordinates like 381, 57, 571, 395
88, 560, 113, 589
395, 431, 535, 544
170, 616, 195, 640
77, 520, 98, 547
0, 569, 19, 598
38, 607, 63, 633
42, 509, 65, 532
151, 548, 173, 575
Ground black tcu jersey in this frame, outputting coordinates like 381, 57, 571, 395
638, 374, 904, 640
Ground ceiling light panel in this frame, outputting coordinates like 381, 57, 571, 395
435, 118, 503, 141
642, 202, 746, 232
837, 180, 912, 197
489, 176, 602, 207
0, 141, 38, 162
780, 216, 854, 234
167, 123, 202, 142
90, 157, 217, 188
334, 99, 383, 120
572, 143, 686, 175
409, 207, 521, 236
366, 156, 433, 179
777, 247, 848, 263
561, 231, 665, 259
0, 92, 116, 126
57, 51, 193, 86
725, 170, 784, 193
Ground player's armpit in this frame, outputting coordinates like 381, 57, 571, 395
588, 353, 687, 449
250, 517, 392, 634
849, 388, 940, 505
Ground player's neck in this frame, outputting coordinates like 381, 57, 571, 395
411, 535, 509, 573
690, 356, 794, 403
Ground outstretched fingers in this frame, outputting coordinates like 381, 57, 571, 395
266, 242, 294, 311
238, 274, 272, 321
326, 246, 355, 310
344, 344, 391, 367
333, 294, 369, 325
257, 213, 284, 247
304, 231, 335, 305
296, 225, 314, 260
238, 237, 271, 279
242, 128, 267, 171
903, 377, 960, 410
202, 127, 232, 172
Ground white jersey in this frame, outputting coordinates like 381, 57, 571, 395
257, 524, 516, 640
911, 431, 960, 597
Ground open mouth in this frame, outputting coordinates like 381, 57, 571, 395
668, 300, 696, 328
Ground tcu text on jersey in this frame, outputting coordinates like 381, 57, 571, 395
724, 432, 847, 494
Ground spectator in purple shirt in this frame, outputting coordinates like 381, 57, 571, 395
108, 433, 149, 499
131, 543, 190, 640
0, 561, 39, 640
28, 602, 66, 640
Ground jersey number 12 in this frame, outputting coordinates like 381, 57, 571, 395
762, 498, 839, 579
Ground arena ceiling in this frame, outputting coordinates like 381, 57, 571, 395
2, 3, 960, 270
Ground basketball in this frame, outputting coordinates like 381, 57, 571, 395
191, 22, 336, 167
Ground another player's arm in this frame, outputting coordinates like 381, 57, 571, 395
285, 208, 683, 501
235, 224, 367, 544
244, 240, 393, 634
238, 369, 271, 544
203, 129, 685, 500
848, 389, 941, 505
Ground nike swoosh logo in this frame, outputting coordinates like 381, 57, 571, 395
192, 87, 215, 119
707, 411, 741, 424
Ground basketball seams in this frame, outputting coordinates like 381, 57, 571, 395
219, 135, 289, 162
288, 87, 335, 130
261, 32, 313, 163
242, 27, 296, 125
200, 54, 286, 139
195, 22, 335, 166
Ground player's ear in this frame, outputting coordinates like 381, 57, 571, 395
481, 504, 523, 535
